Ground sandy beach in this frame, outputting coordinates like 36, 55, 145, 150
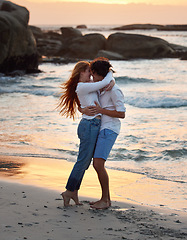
1, 1, 187, 239
0, 156, 187, 240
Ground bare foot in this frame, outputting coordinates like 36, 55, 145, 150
71, 194, 83, 206
90, 200, 110, 210
61, 191, 83, 206
89, 200, 111, 206
89, 200, 99, 205
61, 192, 71, 207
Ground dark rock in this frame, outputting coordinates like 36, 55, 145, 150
37, 38, 62, 57
28, 24, 187, 61
169, 43, 187, 52
159, 25, 187, 31
26, 69, 42, 74
0, 1, 38, 73
76, 24, 87, 29
55, 27, 83, 58
106, 32, 174, 59
43, 31, 62, 41
180, 52, 187, 60
29, 25, 43, 38
41, 57, 78, 64
0, 54, 39, 74
61, 33, 106, 59
175, 220, 182, 223
168, 44, 187, 59
96, 50, 124, 60
30, 28, 63, 57
112, 24, 187, 31
112, 24, 163, 31
60, 27, 82, 40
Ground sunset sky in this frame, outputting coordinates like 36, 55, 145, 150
11, 0, 187, 25
17, 0, 187, 5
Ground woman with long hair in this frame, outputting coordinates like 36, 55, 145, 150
80, 58, 126, 209
58, 61, 114, 206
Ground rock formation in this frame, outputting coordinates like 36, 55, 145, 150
106, 33, 174, 59
30, 25, 187, 61
0, 1, 38, 73
112, 24, 187, 31
1, 1, 186, 70
76, 25, 87, 29
60, 33, 106, 59
180, 52, 187, 60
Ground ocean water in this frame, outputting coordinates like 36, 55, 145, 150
0, 27, 187, 211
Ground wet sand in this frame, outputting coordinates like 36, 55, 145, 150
0, 155, 186, 211
0, 155, 187, 240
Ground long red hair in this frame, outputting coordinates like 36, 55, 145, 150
58, 61, 90, 119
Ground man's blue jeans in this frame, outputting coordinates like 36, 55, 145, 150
66, 117, 101, 192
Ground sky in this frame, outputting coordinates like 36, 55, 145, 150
18, 0, 187, 5
10, 0, 187, 25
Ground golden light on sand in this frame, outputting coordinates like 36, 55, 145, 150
1, 155, 186, 210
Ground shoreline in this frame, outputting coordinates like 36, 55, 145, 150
0, 155, 186, 213
1, 179, 187, 240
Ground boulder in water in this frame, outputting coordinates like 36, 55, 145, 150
61, 33, 106, 59
96, 50, 124, 60
76, 24, 87, 29
106, 33, 174, 59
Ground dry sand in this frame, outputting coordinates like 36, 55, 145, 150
1, 179, 187, 240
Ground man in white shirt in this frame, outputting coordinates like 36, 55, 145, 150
84, 58, 126, 209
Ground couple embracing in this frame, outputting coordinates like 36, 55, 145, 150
58, 57, 126, 210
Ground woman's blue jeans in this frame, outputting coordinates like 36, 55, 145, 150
66, 117, 101, 192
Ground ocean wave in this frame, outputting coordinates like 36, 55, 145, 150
162, 148, 187, 158
106, 147, 187, 183
111, 149, 150, 162
0, 76, 22, 85
115, 76, 154, 84
0, 85, 57, 97
21, 84, 54, 89
0, 89, 56, 97
39, 76, 61, 82
111, 147, 187, 161
125, 95, 187, 108
52, 148, 77, 156
106, 165, 186, 184
2, 148, 186, 185
0, 74, 60, 96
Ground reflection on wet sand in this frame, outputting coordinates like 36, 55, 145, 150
0, 155, 186, 212
0, 155, 75, 191
0, 156, 25, 176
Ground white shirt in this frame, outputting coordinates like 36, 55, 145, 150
76, 71, 114, 119
99, 84, 126, 134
